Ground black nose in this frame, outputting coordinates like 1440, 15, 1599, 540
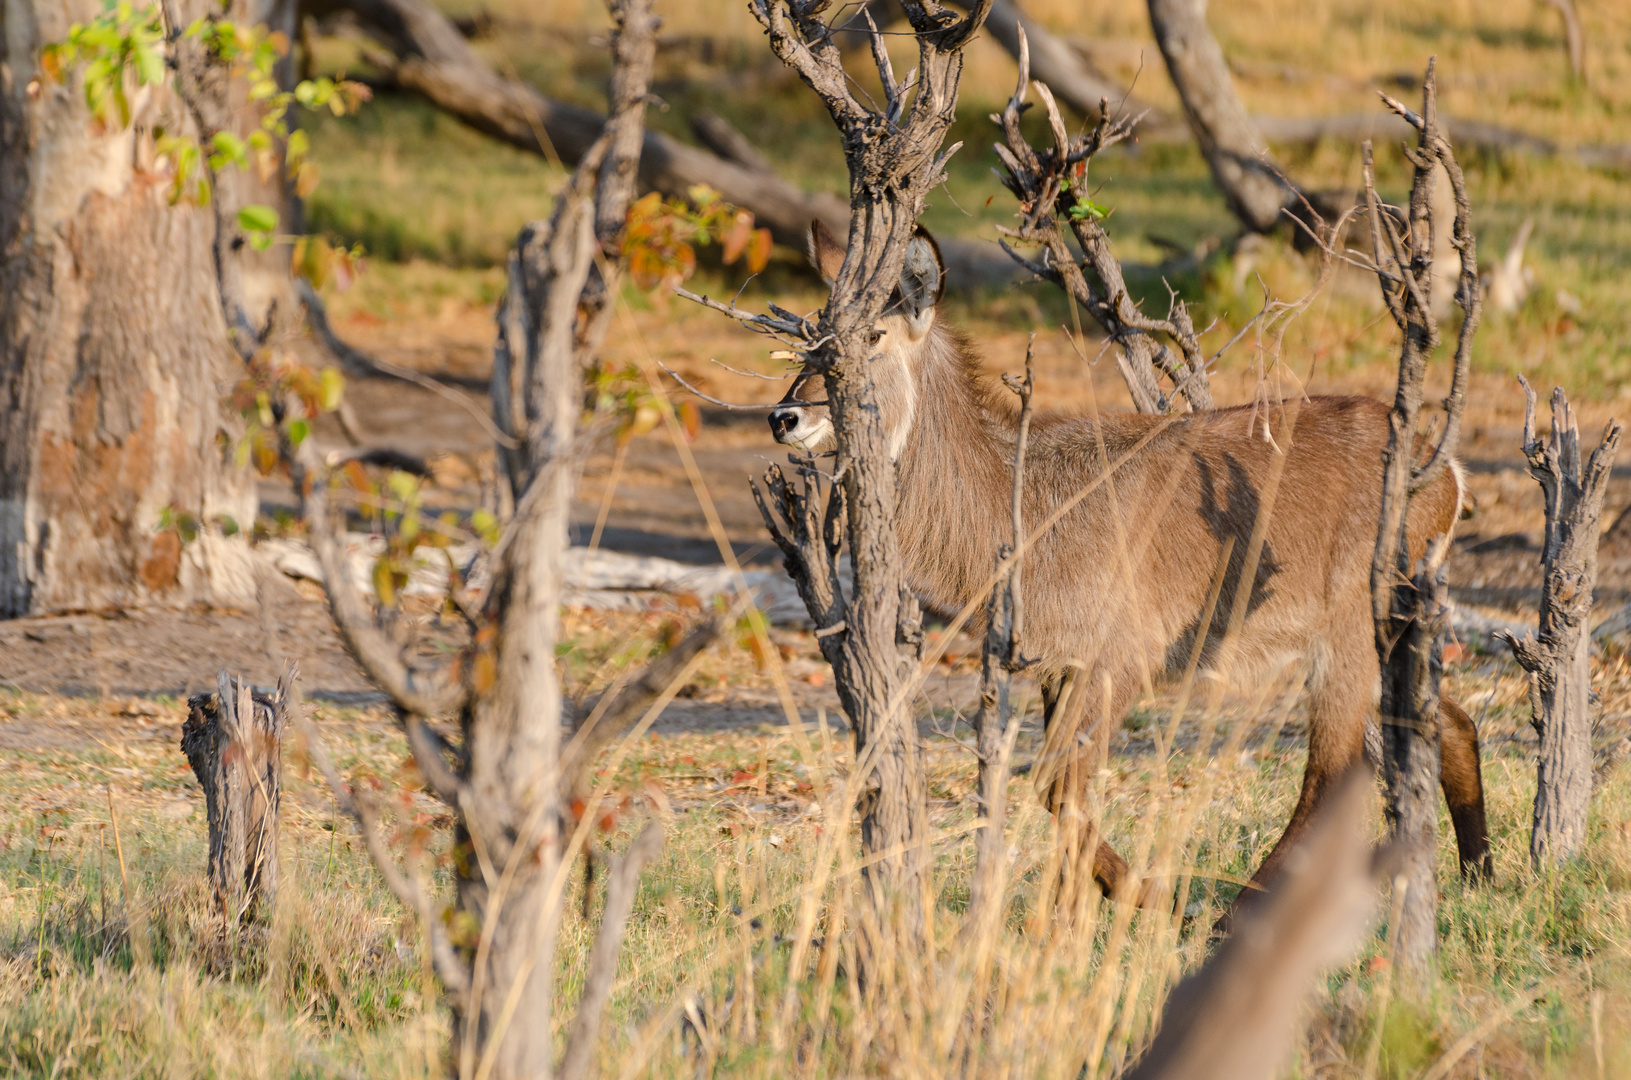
769, 409, 797, 440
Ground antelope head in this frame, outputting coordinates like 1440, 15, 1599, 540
768, 220, 945, 458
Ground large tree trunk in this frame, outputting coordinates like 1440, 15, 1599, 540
1146, 0, 1290, 233
0, 0, 259, 617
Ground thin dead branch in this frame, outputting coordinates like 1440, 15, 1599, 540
967, 334, 1036, 929
991, 28, 1212, 413
289, 683, 471, 996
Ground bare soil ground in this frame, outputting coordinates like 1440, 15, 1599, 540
4, 298, 1630, 735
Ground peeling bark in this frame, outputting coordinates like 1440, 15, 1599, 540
1503, 381, 1622, 868
0, 0, 262, 616
181, 667, 289, 938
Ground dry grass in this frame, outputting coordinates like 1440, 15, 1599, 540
303, 0, 1631, 397
4, 617, 1631, 1078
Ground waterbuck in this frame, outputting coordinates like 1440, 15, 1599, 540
769, 221, 1491, 907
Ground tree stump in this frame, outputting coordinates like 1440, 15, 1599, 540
1503, 381, 1622, 867
181, 667, 290, 934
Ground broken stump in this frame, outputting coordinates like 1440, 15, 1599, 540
181, 666, 291, 935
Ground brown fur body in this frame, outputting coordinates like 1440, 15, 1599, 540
770, 224, 1491, 905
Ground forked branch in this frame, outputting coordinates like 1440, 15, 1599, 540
991, 28, 1212, 413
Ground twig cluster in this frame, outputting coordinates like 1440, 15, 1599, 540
990, 29, 1212, 414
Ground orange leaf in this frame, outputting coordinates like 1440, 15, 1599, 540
295, 161, 319, 198
746, 228, 773, 274
343, 459, 371, 492
472, 650, 497, 694
721, 210, 753, 265
679, 400, 701, 442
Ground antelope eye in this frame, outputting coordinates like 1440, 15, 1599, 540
867, 328, 884, 345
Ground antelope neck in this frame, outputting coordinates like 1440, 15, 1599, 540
893, 331, 1047, 619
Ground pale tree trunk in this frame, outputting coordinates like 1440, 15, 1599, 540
1504, 382, 1622, 868
181, 667, 290, 941
290, 7, 718, 1079
1146, 0, 1289, 233
0, 0, 260, 617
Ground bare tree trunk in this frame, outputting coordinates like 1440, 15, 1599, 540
744, 0, 992, 945
1504, 382, 1622, 867
309, 0, 1019, 289
181, 667, 289, 939
1146, 0, 1289, 233
289, 6, 730, 1077
972, 0, 1166, 124
1363, 62, 1480, 979
0, 0, 260, 617
1376, 545, 1448, 975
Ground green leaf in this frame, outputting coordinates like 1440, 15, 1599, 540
318, 367, 345, 411
288, 418, 309, 445
236, 203, 279, 234
211, 130, 247, 167
133, 39, 164, 86
387, 470, 418, 504
285, 128, 310, 165
215, 514, 240, 538
1068, 197, 1110, 222
470, 508, 499, 547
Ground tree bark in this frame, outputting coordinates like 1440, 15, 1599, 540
292, 6, 720, 1077
991, 39, 1213, 414
1146, 0, 1290, 233
1376, 550, 1447, 974
181, 667, 289, 938
0, 0, 260, 617
1504, 382, 1622, 868
746, 1, 993, 948
1364, 63, 1481, 980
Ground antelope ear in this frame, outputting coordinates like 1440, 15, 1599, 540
807, 219, 846, 284
899, 226, 944, 337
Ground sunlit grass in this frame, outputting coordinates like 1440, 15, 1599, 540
4, 637, 1631, 1078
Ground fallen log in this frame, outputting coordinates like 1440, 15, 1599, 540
310, 0, 1020, 289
